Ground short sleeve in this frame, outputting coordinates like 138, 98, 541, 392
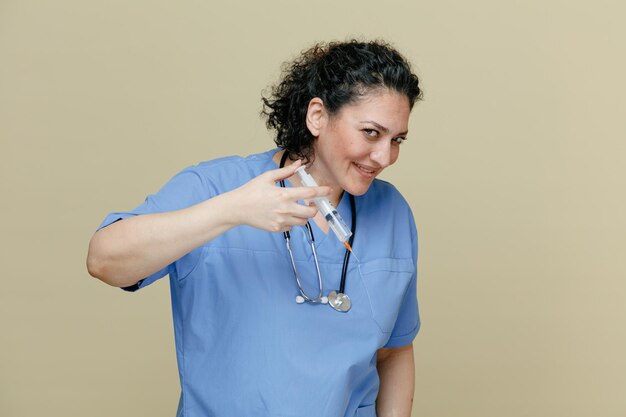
384, 212, 420, 348
96, 166, 214, 291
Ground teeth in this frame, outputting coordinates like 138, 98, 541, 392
355, 163, 375, 173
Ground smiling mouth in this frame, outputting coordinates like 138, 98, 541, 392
353, 162, 378, 177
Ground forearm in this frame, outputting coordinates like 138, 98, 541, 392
376, 343, 415, 417
87, 161, 330, 288
87, 190, 239, 287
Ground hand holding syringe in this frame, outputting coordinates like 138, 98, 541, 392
294, 166, 353, 252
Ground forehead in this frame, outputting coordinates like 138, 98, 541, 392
332, 89, 411, 130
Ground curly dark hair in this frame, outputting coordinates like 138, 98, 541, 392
261, 40, 422, 162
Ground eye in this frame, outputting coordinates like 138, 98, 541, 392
363, 128, 379, 138
392, 137, 406, 144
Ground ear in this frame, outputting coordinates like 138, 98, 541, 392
305, 97, 326, 137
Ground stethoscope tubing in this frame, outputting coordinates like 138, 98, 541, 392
278, 151, 355, 309
284, 223, 326, 303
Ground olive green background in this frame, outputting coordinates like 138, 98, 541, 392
1, 0, 624, 416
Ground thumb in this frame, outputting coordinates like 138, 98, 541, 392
267, 159, 302, 182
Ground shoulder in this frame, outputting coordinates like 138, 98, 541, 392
355, 178, 417, 262
193, 149, 276, 177
180, 149, 277, 192
362, 178, 416, 234
360, 178, 412, 215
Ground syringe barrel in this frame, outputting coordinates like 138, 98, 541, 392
323, 206, 352, 242
295, 166, 353, 243
295, 166, 318, 188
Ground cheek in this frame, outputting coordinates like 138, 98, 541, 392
340, 137, 363, 159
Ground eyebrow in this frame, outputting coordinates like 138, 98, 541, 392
361, 120, 408, 136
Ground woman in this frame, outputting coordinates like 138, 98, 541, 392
88, 40, 422, 417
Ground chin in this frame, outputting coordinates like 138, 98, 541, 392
344, 181, 374, 197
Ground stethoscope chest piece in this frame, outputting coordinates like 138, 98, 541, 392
328, 290, 351, 312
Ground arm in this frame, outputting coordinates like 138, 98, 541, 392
376, 343, 415, 417
87, 190, 240, 287
87, 160, 330, 288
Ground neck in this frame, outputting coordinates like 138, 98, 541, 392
274, 150, 343, 207
306, 161, 343, 207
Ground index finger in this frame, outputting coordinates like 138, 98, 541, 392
288, 185, 332, 201
266, 159, 302, 182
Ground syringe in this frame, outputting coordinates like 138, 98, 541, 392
295, 166, 353, 250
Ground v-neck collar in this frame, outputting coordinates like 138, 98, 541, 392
271, 148, 354, 256
306, 190, 350, 251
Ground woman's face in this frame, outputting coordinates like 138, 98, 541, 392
307, 89, 411, 198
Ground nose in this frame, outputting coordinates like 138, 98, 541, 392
369, 141, 392, 168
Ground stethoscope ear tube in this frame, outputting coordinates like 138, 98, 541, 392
285, 229, 326, 304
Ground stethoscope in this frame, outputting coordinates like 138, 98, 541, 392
279, 151, 356, 313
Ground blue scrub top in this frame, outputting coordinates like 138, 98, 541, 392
98, 149, 420, 417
